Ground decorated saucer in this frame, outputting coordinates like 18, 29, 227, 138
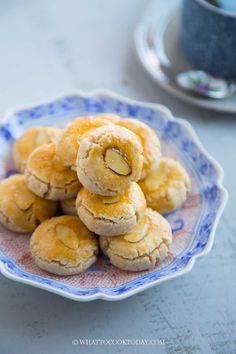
135, 0, 236, 113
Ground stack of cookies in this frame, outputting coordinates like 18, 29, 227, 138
0, 115, 191, 275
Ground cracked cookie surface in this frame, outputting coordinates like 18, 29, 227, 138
0, 174, 57, 232
116, 118, 161, 179
25, 143, 81, 200
139, 157, 191, 214
76, 125, 143, 196
76, 182, 146, 236
100, 208, 172, 271
30, 215, 98, 275
56, 115, 116, 170
13, 126, 60, 173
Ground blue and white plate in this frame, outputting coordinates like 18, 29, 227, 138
0, 89, 228, 301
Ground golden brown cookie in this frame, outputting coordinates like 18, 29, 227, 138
76, 182, 146, 236
25, 143, 81, 200
100, 208, 172, 271
13, 127, 60, 172
0, 174, 57, 232
94, 114, 120, 123
30, 215, 98, 275
116, 118, 161, 179
60, 198, 77, 216
76, 125, 143, 196
56, 115, 115, 170
139, 157, 191, 214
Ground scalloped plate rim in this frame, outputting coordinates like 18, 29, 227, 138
0, 89, 228, 301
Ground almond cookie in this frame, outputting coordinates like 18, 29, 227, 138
100, 208, 172, 272
139, 157, 191, 214
0, 174, 57, 232
60, 198, 77, 216
76, 125, 143, 196
76, 182, 146, 236
13, 127, 60, 173
117, 118, 161, 179
96, 114, 120, 123
30, 215, 98, 275
56, 115, 115, 170
25, 143, 81, 200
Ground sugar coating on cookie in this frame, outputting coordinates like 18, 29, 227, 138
100, 208, 172, 272
13, 127, 60, 173
139, 157, 191, 214
25, 143, 81, 200
117, 118, 161, 179
76, 125, 143, 196
30, 215, 98, 275
60, 198, 77, 216
0, 174, 57, 232
56, 115, 116, 170
76, 182, 146, 236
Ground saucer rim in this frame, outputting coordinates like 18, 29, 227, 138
134, 0, 236, 113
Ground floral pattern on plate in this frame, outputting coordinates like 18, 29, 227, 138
0, 90, 228, 301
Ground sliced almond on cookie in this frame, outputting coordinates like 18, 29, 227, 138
15, 198, 33, 211
145, 175, 162, 190
15, 189, 35, 211
145, 163, 169, 190
35, 131, 51, 146
102, 195, 121, 205
56, 224, 79, 249
124, 219, 149, 242
104, 148, 131, 176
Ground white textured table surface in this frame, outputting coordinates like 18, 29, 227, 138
0, 1, 235, 353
